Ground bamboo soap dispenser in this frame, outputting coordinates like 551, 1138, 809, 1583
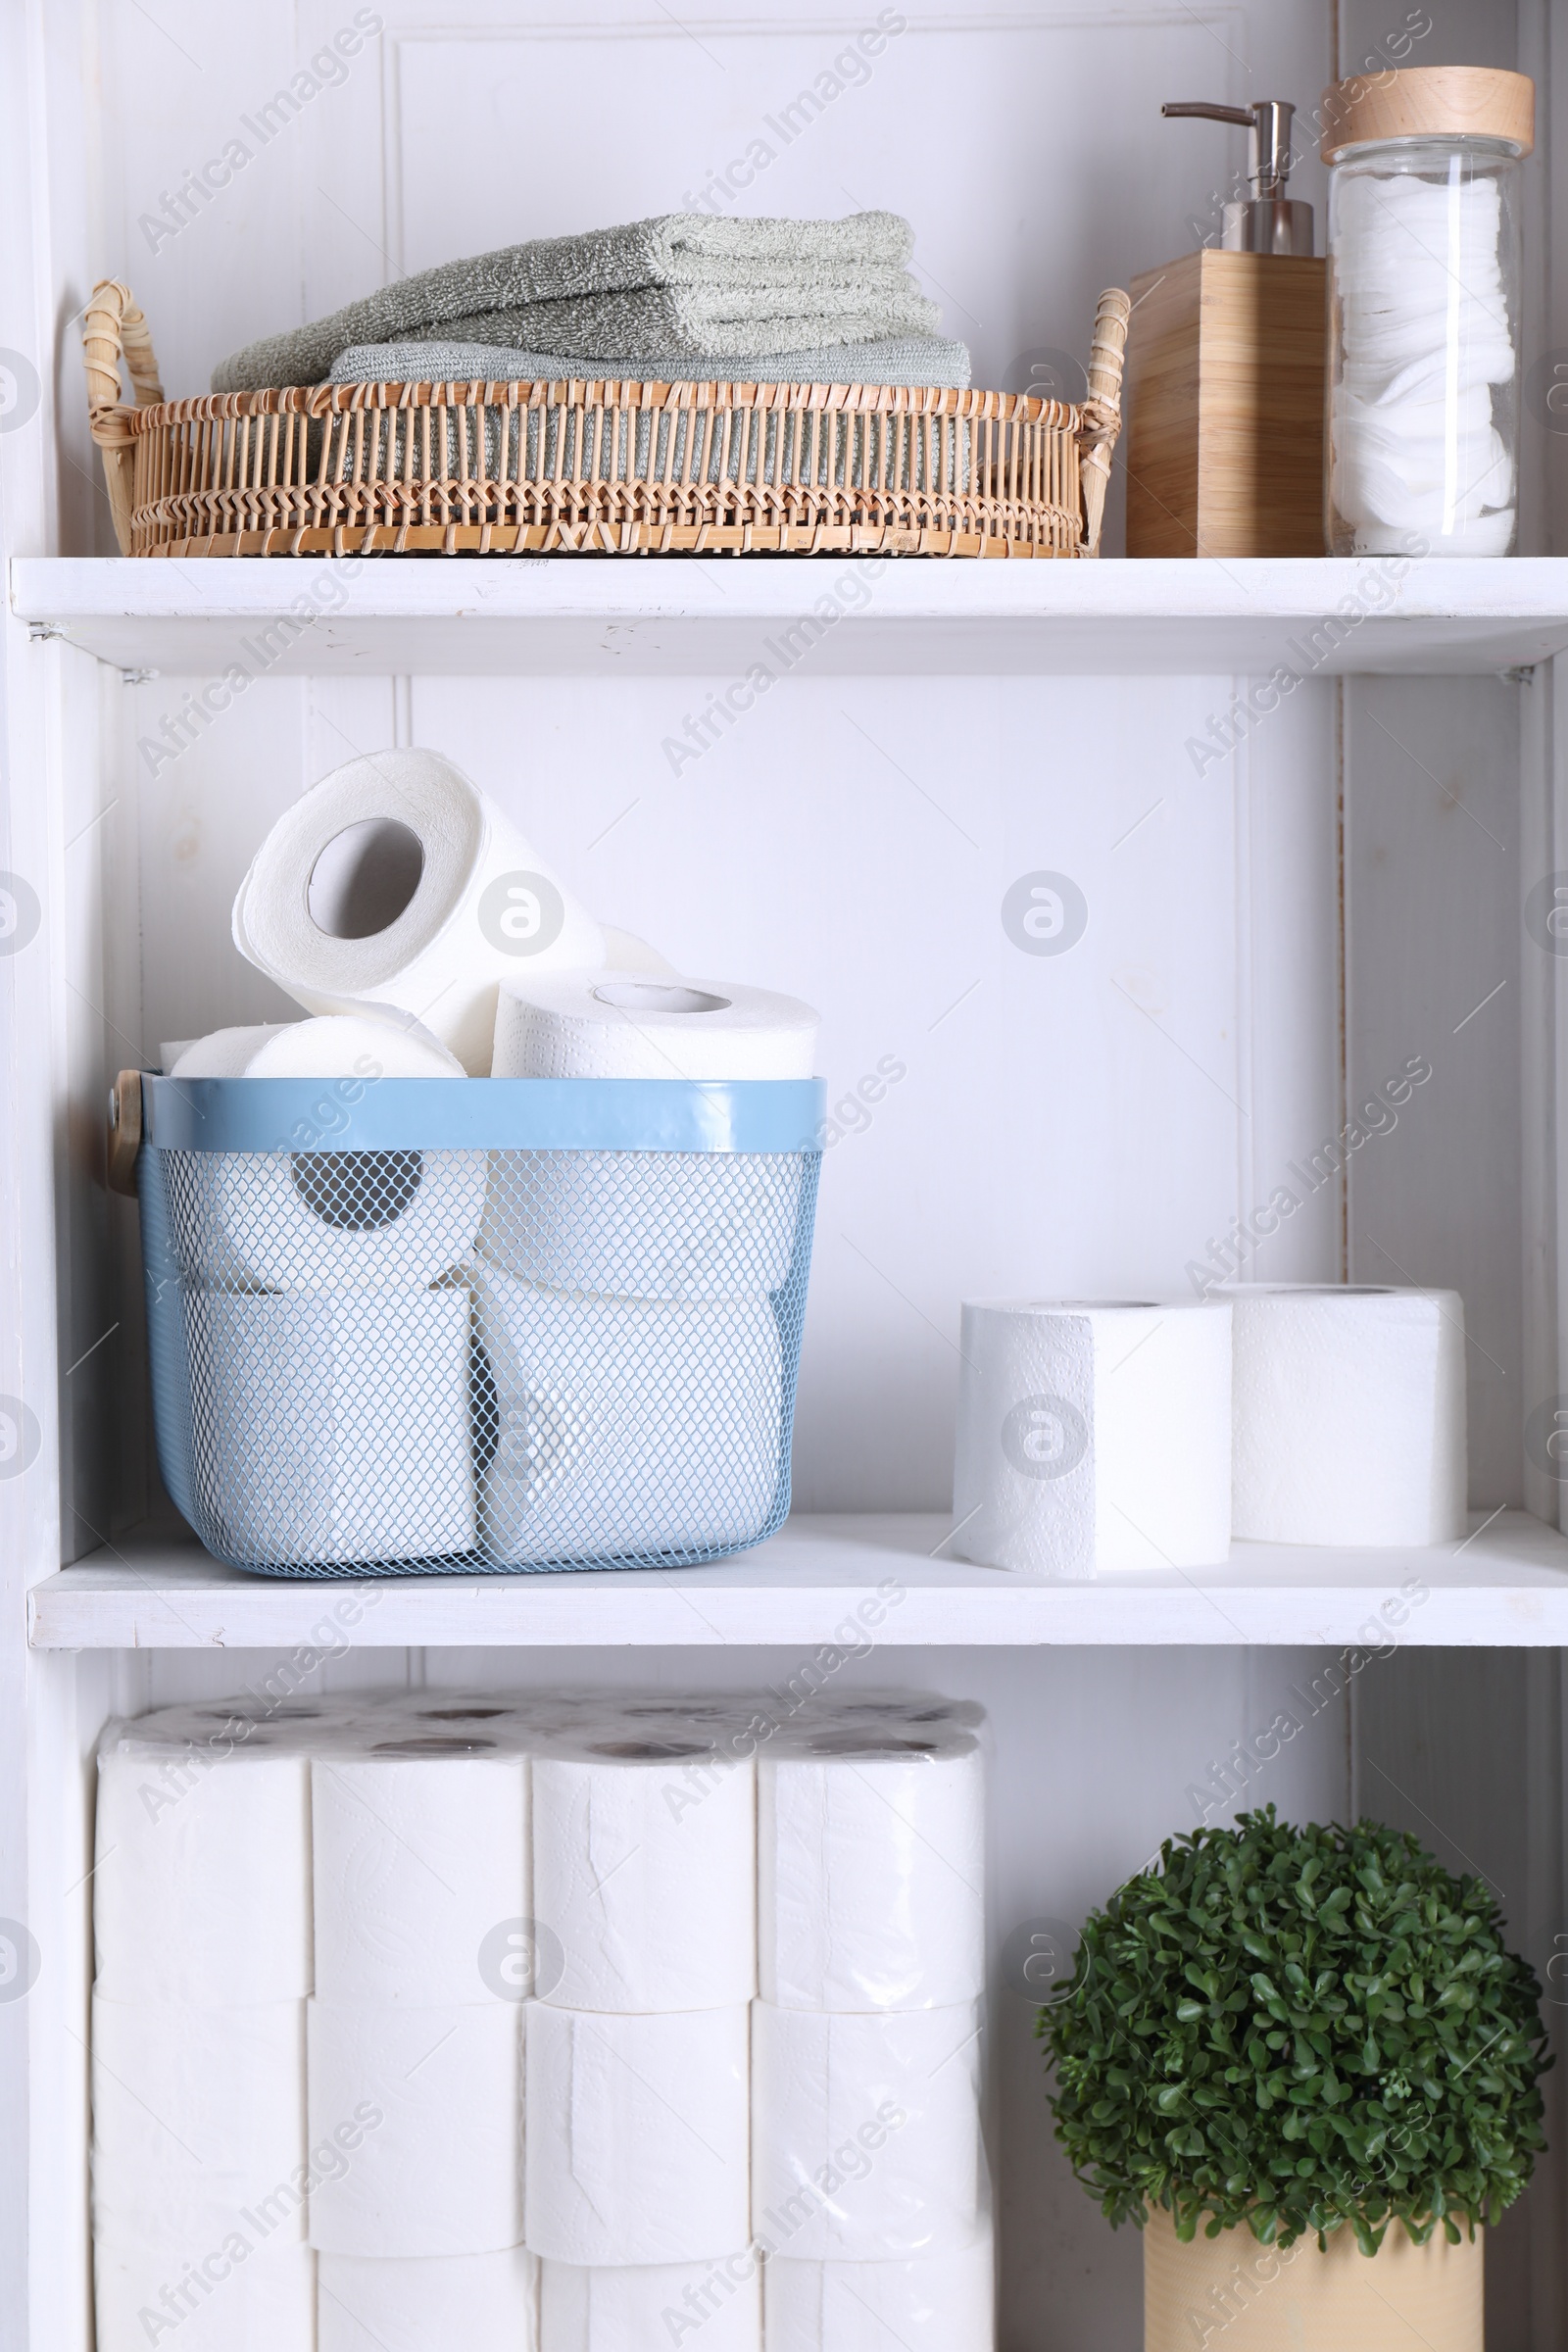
1125, 99, 1327, 557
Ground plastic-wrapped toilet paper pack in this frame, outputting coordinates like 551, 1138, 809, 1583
952, 1299, 1232, 1577
307, 2000, 523, 2256
532, 1731, 755, 2010
91, 1995, 308, 2246
760, 1727, 984, 2011
233, 749, 606, 1074
171, 1016, 464, 1078
93, 1722, 312, 2003
751, 2003, 986, 2259
184, 1289, 474, 1567
540, 2254, 760, 2352
1229, 1285, 1468, 1545
478, 1146, 806, 1301
472, 1268, 784, 1564
523, 2003, 751, 2264
94, 2237, 316, 2352
318, 2248, 539, 2352
194, 1145, 485, 1292
491, 971, 818, 1082
312, 1746, 529, 2003
762, 2232, 995, 2352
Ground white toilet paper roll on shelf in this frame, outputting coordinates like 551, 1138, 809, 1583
93, 1725, 312, 2003
313, 1746, 528, 2003
1229, 1285, 1468, 1544
601, 926, 678, 980
473, 1269, 784, 1565
95, 2238, 316, 2352
951, 1299, 1232, 1577
185, 1289, 475, 1566
318, 2248, 539, 2352
751, 2003, 986, 2259
478, 1147, 806, 1301
540, 2256, 760, 2352
759, 1727, 984, 2011
196, 1143, 486, 1293
491, 971, 818, 1082
532, 1733, 755, 2010
523, 2004, 751, 2265
171, 1016, 464, 1079
307, 2000, 523, 2257
232, 749, 606, 1074
762, 2233, 995, 2352
91, 1995, 308, 2246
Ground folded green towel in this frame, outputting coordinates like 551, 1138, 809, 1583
326, 334, 971, 391
213, 213, 935, 392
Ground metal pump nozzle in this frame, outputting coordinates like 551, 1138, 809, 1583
1162, 98, 1314, 256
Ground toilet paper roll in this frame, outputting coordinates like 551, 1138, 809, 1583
313, 1749, 529, 2003
1229, 1285, 1468, 1544
751, 2004, 985, 2259
172, 1017, 464, 1078
198, 1143, 485, 1294
478, 1146, 805, 1301
91, 1995, 307, 2246
523, 2004, 751, 2264
160, 1037, 198, 1072
541, 2255, 760, 2352
763, 2233, 995, 2352
233, 750, 606, 1074
473, 1270, 784, 1565
93, 1728, 311, 2002
318, 2249, 539, 2352
492, 971, 818, 1082
759, 1729, 984, 2011
95, 2238, 316, 2352
601, 927, 678, 980
307, 2000, 523, 2256
532, 1734, 755, 2010
951, 1299, 1232, 1577
185, 1289, 475, 1566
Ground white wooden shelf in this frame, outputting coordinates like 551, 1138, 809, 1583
28, 1508, 1568, 1650
14, 557, 1568, 677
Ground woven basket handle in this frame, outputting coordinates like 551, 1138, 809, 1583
1077, 286, 1131, 559
82, 280, 164, 554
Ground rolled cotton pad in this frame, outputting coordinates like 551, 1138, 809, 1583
491, 970, 818, 1080
523, 2003, 751, 2265
952, 1298, 1232, 1576
751, 2002, 986, 2259
1228, 1284, 1467, 1544
232, 749, 605, 1072
759, 1727, 984, 2010
531, 1730, 755, 2010
307, 1999, 523, 2256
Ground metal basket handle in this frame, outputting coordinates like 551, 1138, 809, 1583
1077, 286, 1131, 558
82, 281, 165, 555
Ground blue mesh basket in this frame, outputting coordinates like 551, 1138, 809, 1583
137, 1075, 823, 1579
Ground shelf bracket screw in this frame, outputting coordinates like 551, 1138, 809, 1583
1501, 664, 1537, 685
27, 621, 62, 643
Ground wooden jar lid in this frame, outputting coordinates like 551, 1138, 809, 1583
1320, 66, 1534, 162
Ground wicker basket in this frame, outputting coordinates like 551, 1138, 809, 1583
83, 280, 1129, 560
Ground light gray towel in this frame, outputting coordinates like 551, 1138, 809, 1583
327, 334, 972, 391
213, 212, 935, 391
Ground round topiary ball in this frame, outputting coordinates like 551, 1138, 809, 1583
1040, 1806, 1548, 2251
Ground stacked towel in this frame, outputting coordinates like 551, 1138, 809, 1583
213, 213, 944, 392
327, 334, 972, 393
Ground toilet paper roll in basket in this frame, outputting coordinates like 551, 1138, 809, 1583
232, 750, 606, 1074
763, 2232, 995, 2352
312, 1742, 529, 2003
523, 2003, 751, 2265
1229, 1285, 1467, 1544
541, 2256, 760, 2352
532, 1730, 755, 2010
307, 1999, 524, 2256
193, 1139, 486, 1293
951, 1299, 1232, 1577
171, 1015, 465, 1078
492, 971, 818, 1082
95, 2237, 316, 2352
751, 2002, 987, 2259
760, 1725, 984, 2011
318, 2249, 539, 2352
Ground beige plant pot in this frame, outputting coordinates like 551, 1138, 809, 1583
1143, 2204, 1483, 2352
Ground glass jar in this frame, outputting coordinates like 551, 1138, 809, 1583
1323, 70, 1533, 556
